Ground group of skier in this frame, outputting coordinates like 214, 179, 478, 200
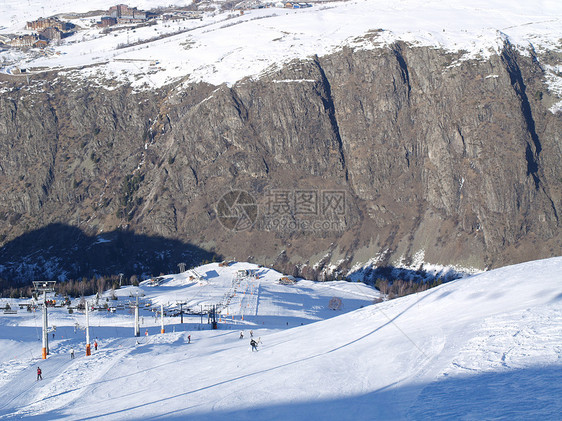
37, 329, 262, 382
37, 339, 104, 381
240, 330, 261, 351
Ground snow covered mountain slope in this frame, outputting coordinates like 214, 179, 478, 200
0, 257, 560, 419
1, 0, 561, 92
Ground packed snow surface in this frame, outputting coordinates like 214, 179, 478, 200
0, 258, 560, 419
1, 0, 562, 90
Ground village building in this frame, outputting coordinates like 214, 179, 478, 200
98, 4, 148, 27
109, 4, 147, 21
1, 15, 74, 49
39, 27, 62, 41
26, 17, 69, 32
98, 16, 118, 27
7, 34, 38, 48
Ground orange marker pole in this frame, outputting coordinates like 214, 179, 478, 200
41, 295, 49, 359
85, 303, 91, 356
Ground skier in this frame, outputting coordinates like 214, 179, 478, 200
239, 331, 244, 339
94, 341, 98, 351
188, 335, 191, 343
250, 330, 253, 338
250, 338, 258, 352
70, 348, 75, 359
36, 367, 42, 381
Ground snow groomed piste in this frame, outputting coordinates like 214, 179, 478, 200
0, 258, 560, 419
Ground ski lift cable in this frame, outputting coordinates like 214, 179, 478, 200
347, 276, 429, 359
32, 308, 40, 341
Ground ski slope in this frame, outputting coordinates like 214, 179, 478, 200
0, 257, 560, 419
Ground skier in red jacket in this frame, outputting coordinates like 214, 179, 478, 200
37, 367, 42, 381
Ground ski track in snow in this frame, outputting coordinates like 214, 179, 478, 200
0, 338, 132, 418
410, 306, 562, 419
447, 306, 562, 374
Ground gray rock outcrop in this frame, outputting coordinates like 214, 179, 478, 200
0, 41, 560, 282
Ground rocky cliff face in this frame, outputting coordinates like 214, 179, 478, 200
0, 41, 560, 282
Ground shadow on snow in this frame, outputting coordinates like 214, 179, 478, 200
15, 365, 561, 421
